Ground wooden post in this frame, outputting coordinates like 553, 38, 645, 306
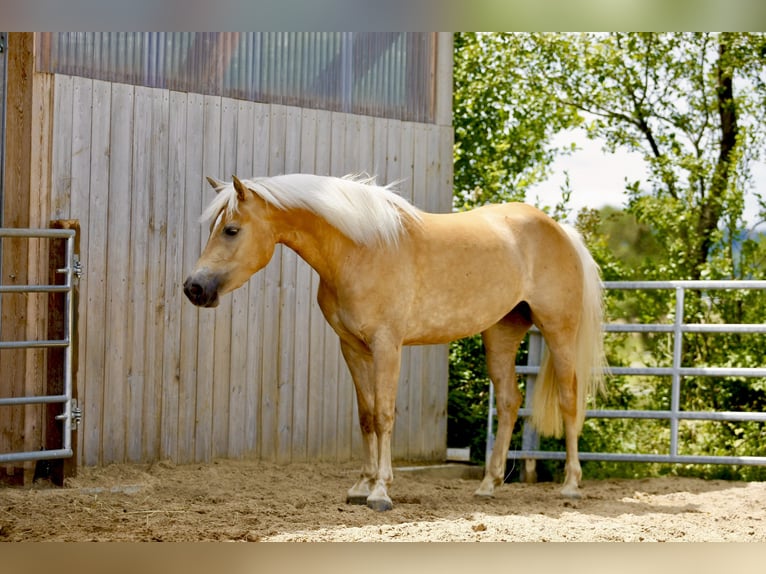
37, 220, 79, 485
0, 33, 55, 485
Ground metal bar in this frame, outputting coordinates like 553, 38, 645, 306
517, 365, 766, 377
603, 280, 766, 289
0, 284, 71, 293
0, 339, 69, 349
669, 287, 684, 457
506, 450, 766, 466
0, 448, 73, 464
0, 394, 68, 406
605, 323, 766, 334
62, 233, 76, 451
514, 408, 766, 423
520, 331, 542, 480
485, 378, 495, 465
0, 227, 75, 239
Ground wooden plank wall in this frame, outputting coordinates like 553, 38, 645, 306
1, 33, 55, 483
48, 78, 453, 467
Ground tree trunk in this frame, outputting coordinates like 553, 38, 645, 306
693, 34, 738, 277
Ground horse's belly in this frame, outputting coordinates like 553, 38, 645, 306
403, 280, 520, 345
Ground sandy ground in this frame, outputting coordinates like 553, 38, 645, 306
1, 458, 764, 542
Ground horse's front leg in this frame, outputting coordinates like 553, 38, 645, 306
365, 339, 402, 512
340, 340, 378, 505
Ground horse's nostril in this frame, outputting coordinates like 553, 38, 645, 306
183, 278, 203, 302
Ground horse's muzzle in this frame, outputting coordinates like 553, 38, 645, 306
183, 273, 222, 308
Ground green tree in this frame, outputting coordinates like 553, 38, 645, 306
450, 32, 766, 478
452, 33, 582, 210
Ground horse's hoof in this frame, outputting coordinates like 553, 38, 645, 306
346, 494, 369, 505
560, 486, 582, 499
366, 497, 393, 512
473, 491, 494, 500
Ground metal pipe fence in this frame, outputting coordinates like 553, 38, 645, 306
486, 280, 766, 469
0, 228, 80, 463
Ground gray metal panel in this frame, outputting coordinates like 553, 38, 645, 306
486, 281, 766, 469
36, 32, 437, 123
0, 228, 79, 464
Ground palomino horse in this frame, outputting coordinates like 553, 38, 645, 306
184, 174, 606, 511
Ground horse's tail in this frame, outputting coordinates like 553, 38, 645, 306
530, 223, 607, 437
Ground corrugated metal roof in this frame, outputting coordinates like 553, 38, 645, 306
37, 32, 436, 123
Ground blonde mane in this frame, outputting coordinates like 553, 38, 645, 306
202, 174, 422, 247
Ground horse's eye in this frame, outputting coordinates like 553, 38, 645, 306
223, 225, 240, 237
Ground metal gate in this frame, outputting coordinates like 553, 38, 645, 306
486, 280, 766, 472
0, 228, 81, 464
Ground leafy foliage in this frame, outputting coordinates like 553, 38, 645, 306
449, 32, 766, 481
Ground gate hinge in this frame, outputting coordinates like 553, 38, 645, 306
73, 255, 83, 280
72, 400, 83, 429
55, 399, 82, 430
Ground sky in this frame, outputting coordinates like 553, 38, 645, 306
529, 130, 765, 231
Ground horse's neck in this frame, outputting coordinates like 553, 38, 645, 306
273, 208, 353, 282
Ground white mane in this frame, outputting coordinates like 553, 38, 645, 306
202, 174, 423, 247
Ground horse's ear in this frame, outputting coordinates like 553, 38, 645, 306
206, 176, 225, 193
231, 175, 248, 202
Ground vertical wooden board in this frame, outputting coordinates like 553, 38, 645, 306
160, 90, 189, 462
335, 112, 356, 460
244, 102, 271, 457
102, 82, 134, 464
81, 80, 111, 466
62, 76, 93, 466
194, 95, 222, 463
291, 258, 312, 462
293, 109, 326, 460
314, 110, 338, 460
125, 86, 151, 463
25, 71, 55, 475
258, 104, 286, 461
438, 125, 454, 214
278, 105, 303, 462
177, 92, 205, 464
342, 113, 360, 175
423, 124, 446, 458
392, 120, 413, 458
425, 124, 440, 213
387, 120, 405, 199
372, 117, 389, 184
0, 34, 32, 470
433, 344, 450, 458
277, 249, 297, 464
51, 75, 73, 219
142, 87, 170, 462
227, 99, 255, 459
300, 108, 325, 460
211, 97, 237, 459
357, 115, 374, 178
408, 124, 430, 458
441, 127, 452, 212
323, 112, 348, 460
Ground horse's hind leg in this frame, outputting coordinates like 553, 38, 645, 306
539, 328, 583, 498
475, 311, 531, 498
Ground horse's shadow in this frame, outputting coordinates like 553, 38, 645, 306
448, 477, 749, 519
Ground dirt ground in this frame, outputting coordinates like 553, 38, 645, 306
1, 458, 764, 542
